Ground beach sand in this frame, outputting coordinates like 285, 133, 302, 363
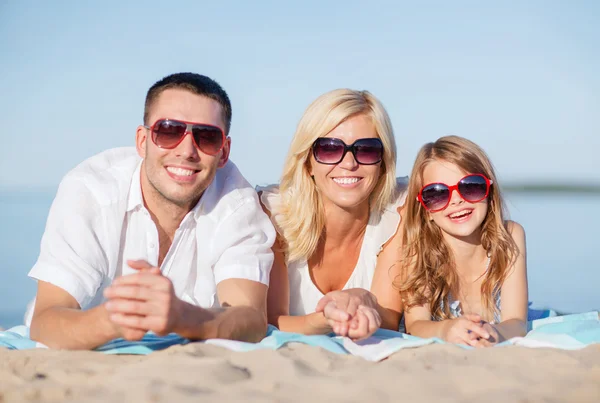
1, 343, 599, 402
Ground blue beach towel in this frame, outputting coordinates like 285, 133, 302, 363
1, 311, 598, 361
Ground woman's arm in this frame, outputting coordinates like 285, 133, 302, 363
266, 236, 336, 334
259, 194, 342, 335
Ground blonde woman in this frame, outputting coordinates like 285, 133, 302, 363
396, 136, 528, 346
258, 89, 407, 339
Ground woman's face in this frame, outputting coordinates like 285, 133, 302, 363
309, 114, 382, 213
421, 159, 489, 241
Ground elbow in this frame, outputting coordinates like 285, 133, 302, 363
29, 313, 63, 349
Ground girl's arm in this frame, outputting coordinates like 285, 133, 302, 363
370, 208, 409, 330
485, 221, 528, 343
405, 305, 489, 345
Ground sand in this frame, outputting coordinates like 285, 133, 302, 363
1, 343, 599, 402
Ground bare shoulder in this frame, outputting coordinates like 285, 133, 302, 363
505, 220, 526, 240
505, 220, 526, 258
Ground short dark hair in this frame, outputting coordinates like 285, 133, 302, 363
144, 72, 232, 134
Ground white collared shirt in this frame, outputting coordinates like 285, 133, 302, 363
25, 147, 275, 325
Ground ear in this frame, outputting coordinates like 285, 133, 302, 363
136, 125, 148, 158
217, 137, 231, 168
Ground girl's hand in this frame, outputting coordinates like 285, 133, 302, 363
474, 322, 501, 347
441, 313, 490, 346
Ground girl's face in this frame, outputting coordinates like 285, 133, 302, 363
308, 114, 382, 213
421, 159, 489, 241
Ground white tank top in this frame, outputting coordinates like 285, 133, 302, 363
258, 178, 408, 316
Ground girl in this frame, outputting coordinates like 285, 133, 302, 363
396, 135, 528, 347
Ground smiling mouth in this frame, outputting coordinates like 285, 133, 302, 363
166, 167, 199, 176
332, 177, 362, 185
448, 209, 473, 219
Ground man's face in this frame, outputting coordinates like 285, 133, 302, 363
136, 88, 230, 210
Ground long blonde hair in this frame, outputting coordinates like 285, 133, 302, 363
395, 136, 518, 322
275, 89, 398, 262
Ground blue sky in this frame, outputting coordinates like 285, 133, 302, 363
1, 1, 598, 189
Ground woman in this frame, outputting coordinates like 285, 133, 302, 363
259, 89, 407, 339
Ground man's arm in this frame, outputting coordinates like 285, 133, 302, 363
27, 176, 132, 349
30, 281, 143, 349
179, 278, 268, 342
105, 260, 268, 342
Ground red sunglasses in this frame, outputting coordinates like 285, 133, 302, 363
417, 174, 493, 212
144, 118, 226, 156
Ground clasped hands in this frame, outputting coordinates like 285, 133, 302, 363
441, 313, 501, 347
103, 259, 184, 341
315, 288, 382, 341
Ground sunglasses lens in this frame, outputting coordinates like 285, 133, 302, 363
313, 138, 345, 164
458, 175, 489, 202
353, 139, 383, 164
191, 125, 224, 155
421, 184, 450, 211
153, 120, 187, 148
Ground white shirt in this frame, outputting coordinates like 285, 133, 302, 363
258, 178, 407, 316
26, 147, 275, 325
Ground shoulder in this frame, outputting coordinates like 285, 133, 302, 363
505, 220, 526, 241
391, 176, 410, 211
373, 176, 409, 253
255, 184, 280, 217
57, 147, 140, 209
505, 220, 526, 254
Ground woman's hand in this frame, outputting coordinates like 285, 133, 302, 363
316, 288, 381, 340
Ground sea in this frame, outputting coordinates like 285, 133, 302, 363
0, 188, 598, 329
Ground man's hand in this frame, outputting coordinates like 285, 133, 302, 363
103, 260, 184, 337
440, 313, 491, 346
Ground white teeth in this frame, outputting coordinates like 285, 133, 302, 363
333, 177, 360, 185
167, 167, 195, 176
449, 210, 472, 219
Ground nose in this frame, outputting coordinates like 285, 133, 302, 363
174, 130, 200, 161
448, 187, 464, 206
337, 149, 359, 170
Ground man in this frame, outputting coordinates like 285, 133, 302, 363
26, 72, 275, 350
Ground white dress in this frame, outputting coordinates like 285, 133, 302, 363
258, 178, 408, 316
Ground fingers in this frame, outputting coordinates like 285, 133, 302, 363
127, 259, 160, 272
104, 285, 152, 301
121, 327, 147, 341
315, 296, 332, 313
112, 272, 171, 290
349, 310, 369, 340
465, 321, 490, 339
105, 298, 156, 316
360, 306, 381, 335
328, 319, 350, 337
109, 312, 152, 330
323, 301, 350, 322
109, 312, 172, 336
346, 297, 360, 317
